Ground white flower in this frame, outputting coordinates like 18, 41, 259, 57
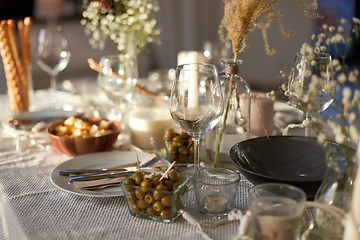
317, 133, 327, 144
329, 26, 335, 32
349, 112, 356, 124
338, 26, 344, 33
338, 73, 347, 83
341, 19, 347, 24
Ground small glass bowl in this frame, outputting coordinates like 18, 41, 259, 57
163, 127, 202, 166
120, 169, 192, 223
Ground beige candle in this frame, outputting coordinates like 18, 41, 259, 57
129, 107, 175, 150
250, 92, 274, 137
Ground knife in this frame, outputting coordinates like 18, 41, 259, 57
58, 154, 161, 176
67, 167, 166, 182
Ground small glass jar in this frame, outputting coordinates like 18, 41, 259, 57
206, 59, 251, 165
121, 169, 192, 223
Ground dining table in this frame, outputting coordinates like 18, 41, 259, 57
0, 83, 260, 240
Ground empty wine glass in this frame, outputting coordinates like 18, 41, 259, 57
170, 63, 224, 172
98, 54, 137, 122
36, 23, 71, 107
287, 53, 335, 136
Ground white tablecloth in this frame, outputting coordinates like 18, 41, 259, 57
0, 89, 252, 240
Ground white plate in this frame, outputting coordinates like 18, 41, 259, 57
50, 151, 151, 197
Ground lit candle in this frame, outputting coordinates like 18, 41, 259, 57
204, 194, 228, 214
129, 107, 175, 149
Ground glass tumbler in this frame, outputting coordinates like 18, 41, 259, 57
192, 167, 240, 218
247, 183, 306, 240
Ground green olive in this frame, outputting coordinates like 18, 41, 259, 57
178, 145, 189, 155
164, 129, 177, 141
152, 178, 161, 187
137, 199, 149, 209
168, 144, 178, 155
179, 131, 190, 140
164, 180, 174, 191
131, 203, 140, 214
172, 182, 181, 190
124, 177, 135, 192
147, 205, 157, 216
168, 170, 180, 182
140, 179, 152, 193
160, 208, 174, 219
153, 200, 165, 212
161, 195, 173, 207
134, 188, 145, 199
144, 192, 155, 204
127, 192, 137, 204
172, 136, 183, 147
133, 172, 144, 185
154, 184, 167, 200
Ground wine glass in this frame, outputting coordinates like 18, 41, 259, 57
36, 23, 71, 107
287, 53, 335, 136
170, 63, 224, 172
98, 54, 137, 122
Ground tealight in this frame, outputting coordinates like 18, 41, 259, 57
129, 107, 175, 149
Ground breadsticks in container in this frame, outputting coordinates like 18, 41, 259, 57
0, 17, 32, 112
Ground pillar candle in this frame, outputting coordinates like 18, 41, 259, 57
250, 92, 274, 137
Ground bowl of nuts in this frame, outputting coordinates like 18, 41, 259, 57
121, 168, 192, 223
163, 128, 202, 166
46, 116, 121, 157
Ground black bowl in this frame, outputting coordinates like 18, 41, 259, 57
229, 136, 328, 198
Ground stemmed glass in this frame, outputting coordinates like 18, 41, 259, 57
98, 54, 137, 122
170, 63, 224, 172
36, 23, 71, 107
286, 53, 335, 136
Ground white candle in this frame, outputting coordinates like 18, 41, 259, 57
187, 51, 199, 110
204, 194, 228, 213
129, 107, 175, 150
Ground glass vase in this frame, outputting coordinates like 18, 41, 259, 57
313, 141, 357, 239
205, 59, 251, 168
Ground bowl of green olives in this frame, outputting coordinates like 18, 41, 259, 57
163, 128, 201, 166
120, 169, 191, 223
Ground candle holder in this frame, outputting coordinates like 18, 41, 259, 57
246, 183, 306, 240
192, 167, 240, 218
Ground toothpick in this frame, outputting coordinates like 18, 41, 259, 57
159, 161, 176, 182
136, 152, 141, 171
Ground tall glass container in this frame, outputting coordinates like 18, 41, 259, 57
206, 59, 251, 166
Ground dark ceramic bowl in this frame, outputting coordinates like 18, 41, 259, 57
47, 117, 121, 157
229, 136, 328, 198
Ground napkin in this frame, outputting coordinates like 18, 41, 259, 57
72, 154, 167, 190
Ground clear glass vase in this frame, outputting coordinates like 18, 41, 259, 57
313, 141, 357, 239
205, 59, 251, 167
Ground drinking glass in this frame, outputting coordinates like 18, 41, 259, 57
287, 53, 335, 136
247, 183, 306, 240
98, 54, 137, 122
169, 63, 224, 172
36, 23, 71, 106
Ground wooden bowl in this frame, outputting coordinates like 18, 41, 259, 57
46, 117, 121, 157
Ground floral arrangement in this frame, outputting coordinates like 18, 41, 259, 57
81, 0, 161, 58
268, 17, 360, 152
213, 0, 320, 167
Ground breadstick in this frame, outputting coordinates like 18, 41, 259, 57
17, 19, 29, 99
9, 19, 29, 109
0, 21, 25, 111
24, 17, 32, 62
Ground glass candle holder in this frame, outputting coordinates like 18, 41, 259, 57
192, 167, 240, 218
247, 183, 306, 240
